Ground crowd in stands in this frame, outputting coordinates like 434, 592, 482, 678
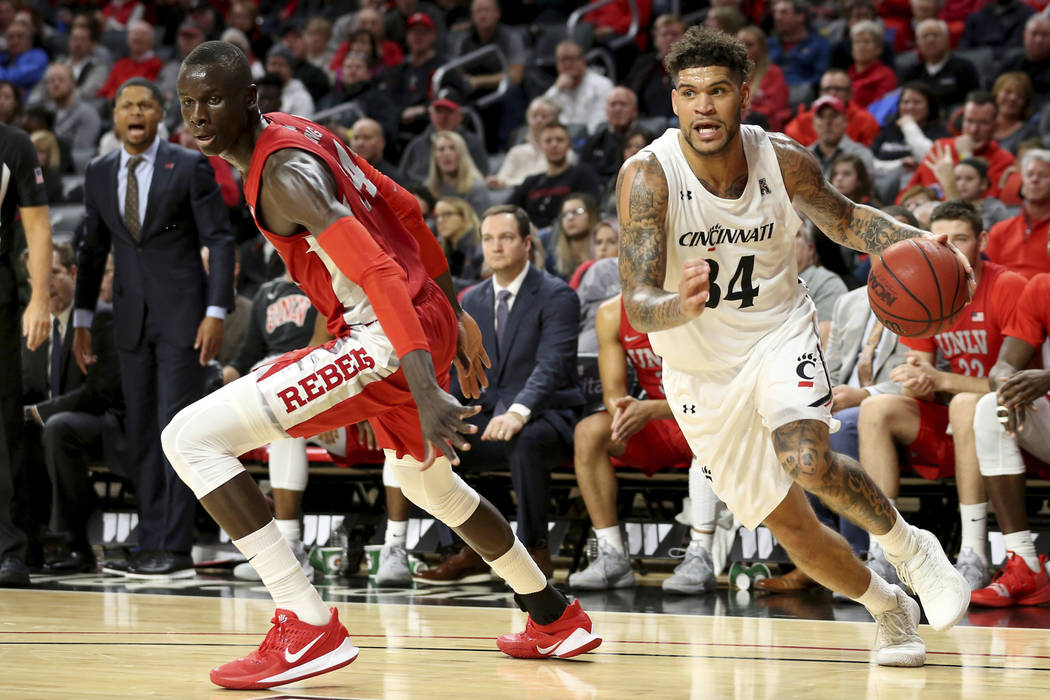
4, 0, 1050, 607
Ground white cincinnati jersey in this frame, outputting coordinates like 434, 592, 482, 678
639, 125, 805, 373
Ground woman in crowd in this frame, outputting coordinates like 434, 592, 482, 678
547, 193, 600, 281
872, 83, 949, 172
830, 153, 878, 206
30, 130, 63, 204
737, 25, 789, 131
568, 219, 619, 290
990, 72, 1039, 155
0, 80, 23, 126
433, 196, 484, 294
425, 130, 490, 217
847, 20, 897, 109
488, 96, 574, 189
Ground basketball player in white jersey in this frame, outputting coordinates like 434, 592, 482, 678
617, 27, 972, 666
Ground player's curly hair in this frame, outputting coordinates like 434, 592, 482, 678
664, 26, 753, 86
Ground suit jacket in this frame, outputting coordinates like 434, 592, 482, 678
826, 287, 908, 396
74, 140, 235, 350
459, 265, 584, 444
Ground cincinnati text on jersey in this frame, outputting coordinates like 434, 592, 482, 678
677, 221, 776, 248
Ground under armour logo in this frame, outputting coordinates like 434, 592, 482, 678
682, 404, 696, 414
702, 465, 712, 481
680, 190, 693, 200
759, 178, 771, 196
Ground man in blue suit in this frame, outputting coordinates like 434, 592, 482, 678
72, 78, 235, 578
416, 204, 584, 584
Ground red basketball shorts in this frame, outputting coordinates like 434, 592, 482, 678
254, 281, 457, 461
611, 417, 693, 476
905, 400, 955, 479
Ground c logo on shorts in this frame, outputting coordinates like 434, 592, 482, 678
795, 353, 816, 388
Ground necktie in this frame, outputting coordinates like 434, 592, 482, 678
50, 317, 62, 399
856, 318, 885, 388
494, 289, 511, 416
125, 155, 143, 239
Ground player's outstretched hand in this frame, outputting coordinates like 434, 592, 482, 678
417, 388, 481, 469
678, 258, 710, 319
923, 231, 975, 301
454, 310, 491, 399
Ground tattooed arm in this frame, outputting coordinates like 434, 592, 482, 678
770, 134, 925, 255
616, 154, 710, 332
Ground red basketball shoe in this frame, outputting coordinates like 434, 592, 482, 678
211, 607, 359, 689
970, 552, 1050, 608
497, 600, 602, 659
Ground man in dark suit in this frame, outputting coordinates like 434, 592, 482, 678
73, 78, 235, 578
22, 246, 125, 573
416, 205, 583, 583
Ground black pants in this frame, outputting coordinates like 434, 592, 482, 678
0, 253, 27, 562
437, 409, 568, 550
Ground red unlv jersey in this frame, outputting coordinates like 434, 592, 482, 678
620, 300, 665, 399
903, 261, 1026, 378
1005, 273, 1050, 349
243, 113, 431, 338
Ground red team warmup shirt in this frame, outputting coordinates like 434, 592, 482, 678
900, 261, 1027, 478
1002, 273, 1050, 477
242, 113, 457, 459
610, 301, 692, 475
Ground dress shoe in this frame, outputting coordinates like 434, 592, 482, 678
754, 567, 820, 592
528, 546, 555, 580
0, 557, 30, 587
100, 547, 137, 576
44, 549, 97, 574
125, 552, 196, 580
413, 545, 492, 585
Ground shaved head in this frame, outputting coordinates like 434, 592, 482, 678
180, 40, 253, 88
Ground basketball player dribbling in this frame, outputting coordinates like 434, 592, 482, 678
617, 27, 973, 666
166, 42, 601, 690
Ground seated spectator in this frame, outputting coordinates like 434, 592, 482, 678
899, 19, 978, 115
0, 78, 20, 125
350, 117, 410, 186
985, 150, 1050, 280
543, 40, 614, 136
0, 18, 46, 92
276, 20, 332, 103
547, 193, 601, 281
399, 87, 489, 185
433, 196, 483, 293
577, 87, 639, 182
96, 20, 163, 100
871, 83, 949, 179
41, 63, 101, 159
303, 17, 335, 77
897, 92, 1015, 202
767, 0, 831, 90
989, 72, 1039, 155
425, 130, 490, 216
383, 0, 447, 49
228, 0, 272, 61
255, 72, 283, 115
102, 0, 145, 32
488, 96, 575, 189
511, 122, 601, 230
961, 0, 1032, 50
64, 18, 111, 103
29, 130, 63, 204
996, 15, 1050, 107
828, 0, 896, 70
158, 21, 207, 105
221, 28, 265, 79
568, 219, 619, 289
796, 224, 848, 346
898, 184, 938, 212
738, 25, 790, 131
968, 272, 1050, 608
416, 205, 583, 583
857, 201, 1026, 592
317, 51, 398, 136
929, 154, 1015, 230
570, 293, 720, 593
783, 68, 880, 147
846, 20, 897, 109
575, 255, 621, 353
705, 6, 748, 35
265, 45, 315, 118
830, 152, 878, 206
624, 14, 685, 123
331, 8, 404, 74
381, 12, 460, 139
807, 95, 875, 178
447, 0, 527, 151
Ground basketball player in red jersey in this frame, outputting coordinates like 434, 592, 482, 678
167, 42, 601, 690
571, 293, 722, 593
856, 201, 1027, 592
617, 27, 974, 667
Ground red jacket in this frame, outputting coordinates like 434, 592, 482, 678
848, 62, 898, 109
97, 55, 163, 100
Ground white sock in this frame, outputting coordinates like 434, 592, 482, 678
595, 525, 624, 555
690, 528, 713, 551
1003, 531, 1040, 572
486, 539, 546, 594
959, 503, 988, 564
874, 508, 918, 560
275, 518, 302, 549
233, 520, 329, 626
385, 519, 408, 547
689, 461, 718, 532
854, 570, 898, 615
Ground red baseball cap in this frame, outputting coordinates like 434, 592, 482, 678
407, 12, 435, 30
811, 95, 846, 115
431, 87, 461, 111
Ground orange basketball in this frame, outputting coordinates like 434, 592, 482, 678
867, 238, 969, 339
